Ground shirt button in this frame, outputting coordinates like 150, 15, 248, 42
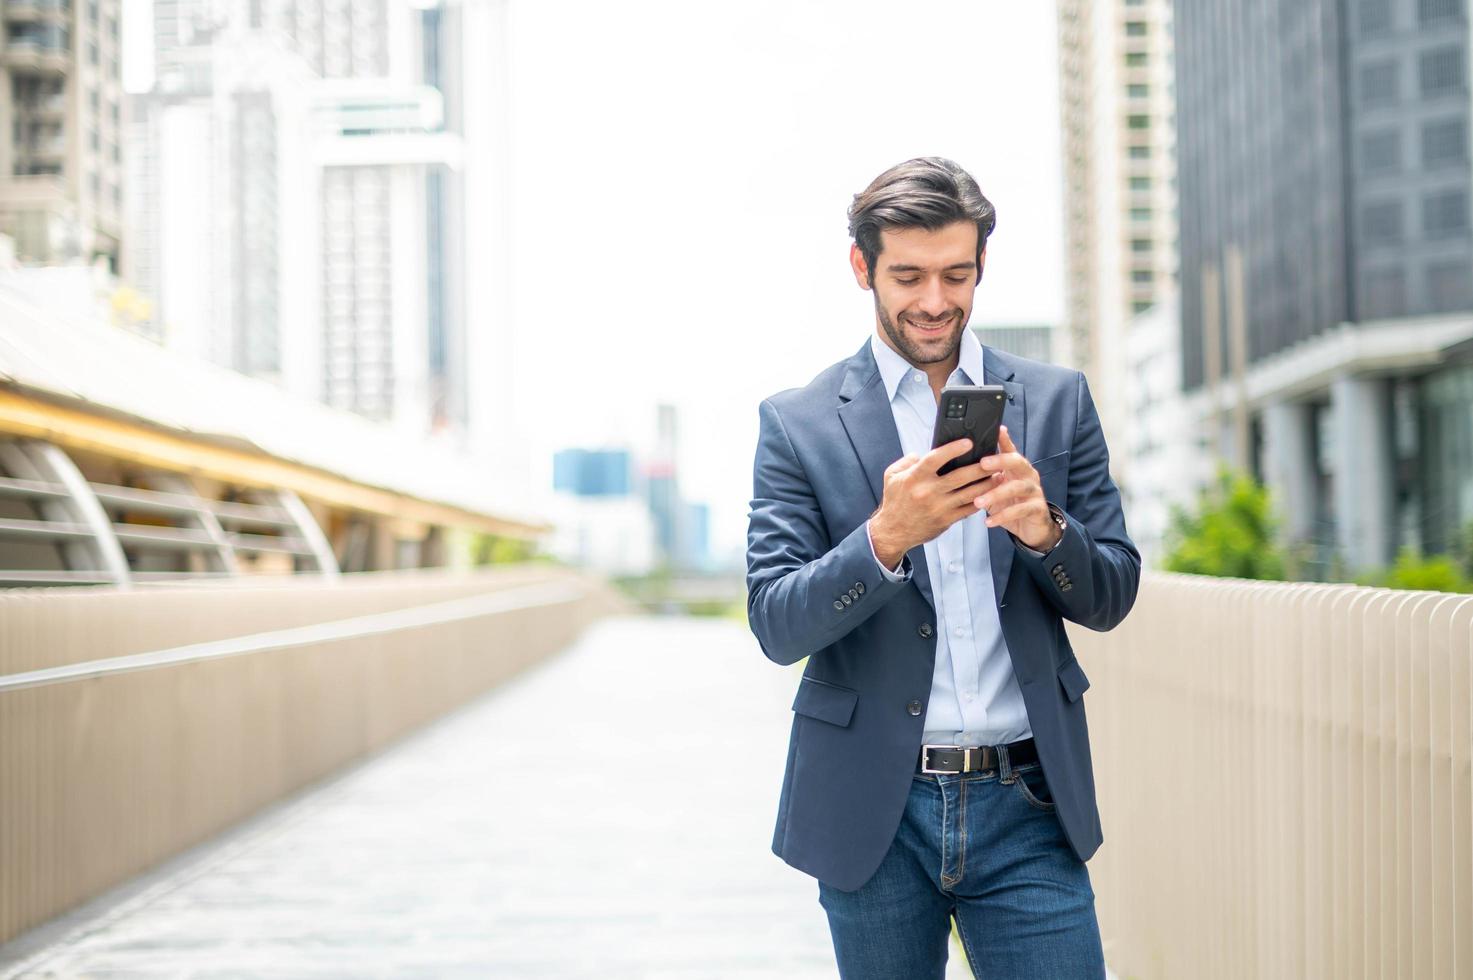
906, 700, 923, 716
947, 561, 960, 574
954, 626, 965, 637
918, 623, 933, 638
913, 372, 925, 384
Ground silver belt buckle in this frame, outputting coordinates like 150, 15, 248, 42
920, 743, 967, 774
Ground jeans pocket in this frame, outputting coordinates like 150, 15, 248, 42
1012, 763, 1057, 812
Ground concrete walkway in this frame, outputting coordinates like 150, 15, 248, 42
0, 616, 980, 979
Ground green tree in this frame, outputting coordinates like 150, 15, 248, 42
1162, 467, 1288, 580
1356, 548, 1473, 593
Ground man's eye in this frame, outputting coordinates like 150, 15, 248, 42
895, 278, 919, 286
946, 276, 969, 284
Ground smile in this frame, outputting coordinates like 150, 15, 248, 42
906, 316, 954, 334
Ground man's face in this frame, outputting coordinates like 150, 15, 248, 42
851, 221, 983, 366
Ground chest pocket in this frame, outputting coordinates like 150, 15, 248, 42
1031, 450, 1070, 503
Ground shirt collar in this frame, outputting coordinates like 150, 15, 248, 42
869, 328, 987, 402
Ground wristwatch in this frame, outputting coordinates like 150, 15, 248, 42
1016, 503, 1068, 558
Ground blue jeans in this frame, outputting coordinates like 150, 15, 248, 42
817, 750, 1104, 979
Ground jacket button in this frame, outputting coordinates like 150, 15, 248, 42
906, 699, 923, 716
855, 581, 866, 595
918, 623, 933, 638
833, 600, 844, 611
848, 588, 859, 600
841, 594, 853, 606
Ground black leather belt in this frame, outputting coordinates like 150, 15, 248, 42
918, 737, 1039, 774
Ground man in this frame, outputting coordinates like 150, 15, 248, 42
745, 157, 1139, 978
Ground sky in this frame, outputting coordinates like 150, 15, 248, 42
121, 0, 1064, 567
505, 1, 1064, 565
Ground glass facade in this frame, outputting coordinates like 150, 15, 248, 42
1420, 360, 1473, 554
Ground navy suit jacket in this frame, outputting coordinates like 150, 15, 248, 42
746, 337, 1140, 891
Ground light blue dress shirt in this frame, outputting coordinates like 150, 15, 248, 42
864, 330, 1033, 747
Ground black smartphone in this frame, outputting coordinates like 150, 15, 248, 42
930, 385, 1007, 476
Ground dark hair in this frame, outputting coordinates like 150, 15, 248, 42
847, 157, 997, 281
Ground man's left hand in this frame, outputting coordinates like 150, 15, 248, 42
973, 425, 1062, 552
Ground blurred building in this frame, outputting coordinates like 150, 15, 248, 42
547, 447, 652, 574
1121, 292, 1204, 565
123, 0, 513, 459
970, 323, 1056, 364
1176, 0, 1473, 573
1056, 0, 1179, 470
0, 0, 125, 269
553, 448, 632, 497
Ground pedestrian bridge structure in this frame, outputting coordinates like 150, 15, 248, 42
0, 573, 1470, 978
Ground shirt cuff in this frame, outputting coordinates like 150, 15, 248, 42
1013, 503, 1068, 558
866, 519, 912, 582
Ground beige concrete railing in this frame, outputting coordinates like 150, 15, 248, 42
0, 565, 627, 946
1075, 573, 1473, 979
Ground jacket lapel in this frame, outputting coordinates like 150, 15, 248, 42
985, 346, 1025, 602
837, 339, 934, 611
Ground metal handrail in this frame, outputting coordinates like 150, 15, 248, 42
0, 579, 586, 693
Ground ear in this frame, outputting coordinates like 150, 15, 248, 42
849, 243, 872, 290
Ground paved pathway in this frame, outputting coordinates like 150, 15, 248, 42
0, 616, 978, 979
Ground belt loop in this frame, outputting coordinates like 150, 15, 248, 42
998, 743, 1014, 784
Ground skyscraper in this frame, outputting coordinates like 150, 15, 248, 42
125, 0, 510, 455
1176, 0, 1473, 571
1056, 0, 1179, 462
0, 0, 125, 268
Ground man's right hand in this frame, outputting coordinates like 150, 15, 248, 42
868, 438, 991, 570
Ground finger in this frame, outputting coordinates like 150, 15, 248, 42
983, 500, 1046, 530
922, 437, 975, 472
943, 468, 998, 498
972, 476, 1036, 513
997, 424, 1017, 454
980, 447, 1032, 478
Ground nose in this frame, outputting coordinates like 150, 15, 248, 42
918, 277, 949, 317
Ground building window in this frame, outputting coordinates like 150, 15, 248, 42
1128, 145, 1151, 159
1132, 238, 1154, 252
1359, 0, 1393, 34
1361, 129, 1402, 174
1422, 118, 1468, 166
1420, 46, 1467, 97
1128, 114, 1150, 129
1360, 266, 1407, 318
1126, 52, 1148, 68
1426, 260, 1473, 311
1361, 61, 1399, 106
1423, 189, 1469, 237
1125, 21, 1147, 36
1130, 176, 1152, 191
1362, 199, 1405, 242
1132, 270, 1155, 284
1127, 83, 1149, 98
1419, 0, 1466, 24
1130, 207, 1153, 222
1133, 300, 1154, 313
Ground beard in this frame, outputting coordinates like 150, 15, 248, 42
875, 295, 968, 366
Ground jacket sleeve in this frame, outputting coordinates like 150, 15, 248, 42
1012, 371, 1141, 631
745, 398, 912, 665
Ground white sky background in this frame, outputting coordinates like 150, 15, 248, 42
508, 1, 1064, 565
122, 0, 1064, 567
